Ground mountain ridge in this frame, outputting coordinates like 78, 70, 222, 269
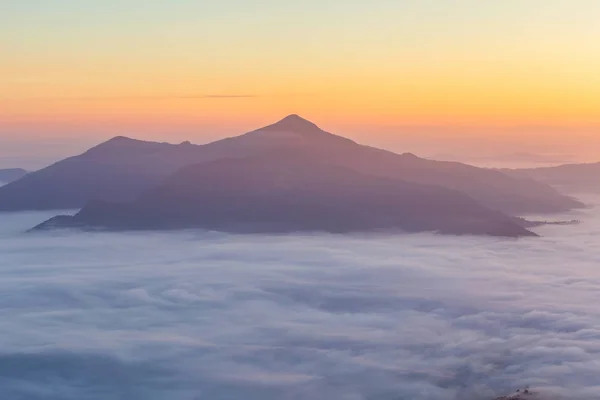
0, 168, 28, 184
504, 161, 600, 193
0, 115, 583, 215
32, 150, 537, 237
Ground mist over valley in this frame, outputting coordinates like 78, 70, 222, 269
0, 195, 598, 399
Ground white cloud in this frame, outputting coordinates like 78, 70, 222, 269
0, 197, 599, 399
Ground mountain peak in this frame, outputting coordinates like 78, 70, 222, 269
106, 135, 136, 143
84, 135, 167, 157
401, 152, 419, 159
264, 114, 321, 133
240, 114, 356, 145
279, 114, 312, 123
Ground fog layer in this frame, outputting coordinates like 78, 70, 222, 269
0, 199, 599, 399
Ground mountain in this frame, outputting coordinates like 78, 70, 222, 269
296, 146, 582, 214
0, 115, 582, 214
0, 168, 27, 184
33, 151, 536, 237
505, 162, 600, 193
0, 137, 209, 211
433, 152, 573, 167
0, 115, 352, 211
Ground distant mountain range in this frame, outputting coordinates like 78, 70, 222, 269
0, 168, 27, 184
505, 162, 600, 193
0, 115, 581, 214
435, 152, 573, 166
2, 115, 586, 237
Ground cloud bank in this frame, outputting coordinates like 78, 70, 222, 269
0, 197, 599, 399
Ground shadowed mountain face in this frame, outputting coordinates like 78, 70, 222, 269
34, 152, 536, 237
297, 146, 582, 214
0, 168, 27, 184
505, 162, 600, 194
0, 115, 582, 214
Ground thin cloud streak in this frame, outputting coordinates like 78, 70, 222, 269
1, 93, 316, 101
1, 94, 257, 101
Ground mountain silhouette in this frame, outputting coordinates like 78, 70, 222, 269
33, 151, 536, 237
0, 115, 583, 215
0, 168, 27, 184
505, 162, 600, 193
259, 113, 327, 134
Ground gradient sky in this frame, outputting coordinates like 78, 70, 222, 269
2, 0, 600, 167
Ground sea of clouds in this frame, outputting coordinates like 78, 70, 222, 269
0, 197, 599, 400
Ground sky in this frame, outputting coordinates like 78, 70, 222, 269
2, 0, 600, 167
